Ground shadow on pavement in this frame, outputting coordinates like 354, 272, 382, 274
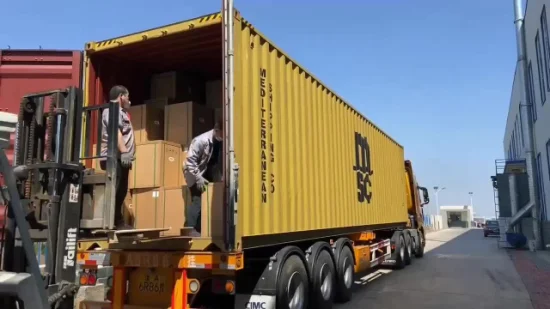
335, 228, 534, 309
348, 228, 480, 294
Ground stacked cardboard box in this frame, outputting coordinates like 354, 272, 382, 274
123, 72, 222, 237
150, 71, 206, 103
205, 80, 222, 109
131, 186, 190, 236
128, 140, 182, 189
129, 104, 164, 143
200, 183, 225, 238
164, 102, 213, 149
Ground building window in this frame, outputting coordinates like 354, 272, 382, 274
519, 105, 524, 147
528, 61, 538, 121
515, 127, 519, 157
538, 152, 547, 220
542, 6, 550, 91
516, 115, 521, 152
536, 32, 547, 105
512, 132, 516, 159
516, 124, 520, 156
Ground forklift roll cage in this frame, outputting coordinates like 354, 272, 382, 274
0, 86, 121, 308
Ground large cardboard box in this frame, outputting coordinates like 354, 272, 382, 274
123, 190, 135, 226
214, 108, 223, 124
205, 80, 222, 109
132, 187, 163, 231
164, 102, 213, 149
129, 141, 181, 189
164, 187, 191, 236
90, 144, 105, 174
131, 186, 190, 236
144, 97, 172, 107
201, 182, 224, 238
150, 71, 206, 103
82, 185, 134, 226
179, 149, 188, 186
128, 104, 164, 144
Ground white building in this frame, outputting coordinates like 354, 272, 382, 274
504, 0, 550, 221
440, 205, 473, 229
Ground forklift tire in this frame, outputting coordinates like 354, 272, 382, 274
415, 230, 425, 258
334, 245, 354, 303
276, 255, 310, 309
404, 232, 413, 265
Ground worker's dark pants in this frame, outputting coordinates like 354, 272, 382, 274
185, 185, 203, 233
100, 160, 130, 228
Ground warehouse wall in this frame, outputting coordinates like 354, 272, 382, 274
504, 0, 550, 221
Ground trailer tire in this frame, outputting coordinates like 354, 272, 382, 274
404, 232, 413, 265
276, 255, 309, 309
310, 249, 335, 309
415, 230, 425, 258
334, 245, 354, 303
394, 233, 406, 269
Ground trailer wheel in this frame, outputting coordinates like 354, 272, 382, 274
394, 233, 406, 269
310, 249, 335, 309
404, 232, 413, 265
335, 245, 354, 303
276, 255, 309, 309
415, 230, 425, 258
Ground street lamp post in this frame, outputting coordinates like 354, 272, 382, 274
434, 186, 446, 216
469, 191, 474, 219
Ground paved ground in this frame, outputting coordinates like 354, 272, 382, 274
336, 228, 534, 309
509, 247, 550, 309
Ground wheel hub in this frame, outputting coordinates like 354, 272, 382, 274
287, 272, 305, 309
343, 257, 353, 289
400, 239, 405, 261
319, 263, 333, 301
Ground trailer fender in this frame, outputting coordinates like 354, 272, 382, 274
305, 241, 335, 275
386, 230, 406, 269
331, 238, 355, 268
250, 245, 309, 296
407, 229, 421, 252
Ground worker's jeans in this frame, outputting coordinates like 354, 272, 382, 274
100, 159, 130, 228
185, 185, 203, 233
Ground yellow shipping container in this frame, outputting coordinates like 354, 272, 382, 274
84, 10, 408, 249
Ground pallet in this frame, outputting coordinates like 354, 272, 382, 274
93, 227, 220, 251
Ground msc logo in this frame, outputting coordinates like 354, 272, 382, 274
353, 132, 374, 204
245, 302, 267, 309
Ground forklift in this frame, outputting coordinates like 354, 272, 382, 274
0, 87, 122, 308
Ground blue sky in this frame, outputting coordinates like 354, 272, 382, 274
2, 0, 516, 218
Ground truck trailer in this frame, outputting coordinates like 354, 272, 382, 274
77, 7, 430, 309
0, 6, 430, 309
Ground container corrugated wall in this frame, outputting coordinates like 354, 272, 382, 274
79, 10, 409, 245
0, 49, 83, 114
233, 16, 408, 240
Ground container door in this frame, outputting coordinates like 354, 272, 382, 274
0, 49, 83, 115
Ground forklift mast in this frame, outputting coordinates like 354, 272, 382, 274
0, 87, 120, 308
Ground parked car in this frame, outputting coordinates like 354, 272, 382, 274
484, 220, 499, 237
